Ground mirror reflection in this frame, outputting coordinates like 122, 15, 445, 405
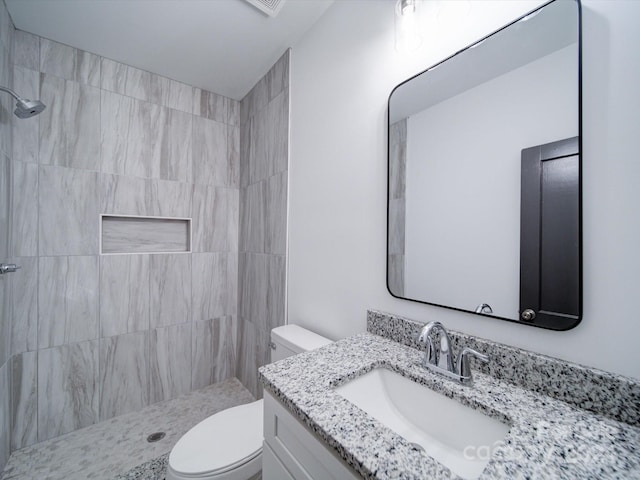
387, 0, 581, 329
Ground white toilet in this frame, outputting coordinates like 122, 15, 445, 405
166, 325, 332, 480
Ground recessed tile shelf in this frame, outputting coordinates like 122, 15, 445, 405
100, 215, 192, 254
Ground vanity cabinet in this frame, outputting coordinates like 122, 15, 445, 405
263, 391, 360, 480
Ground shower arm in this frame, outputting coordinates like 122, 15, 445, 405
0, 85, 25, 102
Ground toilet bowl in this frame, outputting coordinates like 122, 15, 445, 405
166, 325, 332, 480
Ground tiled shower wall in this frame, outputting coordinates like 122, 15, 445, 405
388, 119, 406, 296
2, 16, 241, 462
237, 51, 290, 398
1, 1, 15, 471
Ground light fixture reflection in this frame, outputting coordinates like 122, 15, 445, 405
396, 0, 422, 52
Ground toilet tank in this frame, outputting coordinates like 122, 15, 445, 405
270, 325, 332, 363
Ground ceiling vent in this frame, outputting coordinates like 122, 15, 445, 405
244, 0, 286, 17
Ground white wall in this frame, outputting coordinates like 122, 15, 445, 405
405, 45, 577, 318
288, 0, 640, 380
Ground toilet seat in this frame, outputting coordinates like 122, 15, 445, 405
167, 400, 264, 479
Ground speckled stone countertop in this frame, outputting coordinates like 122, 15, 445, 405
259, 316, 640, 479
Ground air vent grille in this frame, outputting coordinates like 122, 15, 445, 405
244, 0, 286, 17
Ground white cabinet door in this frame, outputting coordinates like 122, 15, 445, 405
263, 391, 360, 480
263, 442, 295, 480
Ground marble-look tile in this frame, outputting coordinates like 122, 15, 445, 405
241, 321, 269, 399
101, 90, 156, 178
248, 91, 288, 184
227, 188, 239, 253
38, 255, 99, 348
236, 317, 258, 397
39, 73, 101, 170
152, 179, 193, 218
192, 317, 236, 390
100, 58, 151, 102
248, 109, 268, 184
0, 155, 7, 260
388, 197, 405, 255
240, 74, 268, 126
100, 173, 151, 216
265, 171, 287, 255
192, 252, 228, 322
255, 326, 270, 399
40, 38, 100, 86
0, 166, 8, 367
38, 74, 66, 165
267, 50, 290, 102
0, 47, 11, 160
192, 115, 227, 186
239, 117, 251, 188
266, 90, 289, 177
0, 275, 9, 367
10, 257, 37, 355
100, 255, 150, 337
239, 181, 264, 253
11, 66, 39, 164
10, 161, 38, 257
0, 361, 9, 471
239, 90, 250, 128
192, 185, 227, 252
99, 331, 149, 421
39, 38, 74, 81
76, 49, 101, 87
38, 165, 99, 255
100, 174, 192, 218
149, 324, 191, 404
191, 88, 203, 116
267, 255, 286, 331
152, 105, 193, 183
228, 98, 240, 127
38, 341, 99, 441
149, 254, 191, 328
11, 351, 37, 450
389, 119, 407, 200
98, 174, 154, 216
13, 30, 39, 70
0, 1, 12, 51
227, 125, 240, 188
239, 253, 267, 327
150, 75, 193, 113
227, 252, 238, 316
193, 89, 227, 123
388, 254, 405, 296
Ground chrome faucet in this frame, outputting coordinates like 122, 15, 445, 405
417, 322, 489, 385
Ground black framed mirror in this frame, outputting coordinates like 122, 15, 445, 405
387, 0, 581, 330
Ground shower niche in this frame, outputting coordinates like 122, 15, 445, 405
100, 215, 192, 254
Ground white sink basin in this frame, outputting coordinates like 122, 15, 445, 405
334, 368, 510, 479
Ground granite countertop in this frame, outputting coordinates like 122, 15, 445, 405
259, 332, 640, 479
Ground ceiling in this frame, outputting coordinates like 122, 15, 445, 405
5, 0, 334, 100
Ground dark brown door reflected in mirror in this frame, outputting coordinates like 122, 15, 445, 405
520, 137, 580, 329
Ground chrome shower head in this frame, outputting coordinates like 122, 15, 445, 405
14, 98, 46, 118
0, 85, 46, 118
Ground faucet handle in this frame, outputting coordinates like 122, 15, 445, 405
456, 348, 489, 384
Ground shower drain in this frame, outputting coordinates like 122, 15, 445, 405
147, 432, 166, 443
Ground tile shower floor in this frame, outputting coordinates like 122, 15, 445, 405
1, 378, 255, 480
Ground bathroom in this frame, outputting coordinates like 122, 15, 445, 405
0, 0, 638, 478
